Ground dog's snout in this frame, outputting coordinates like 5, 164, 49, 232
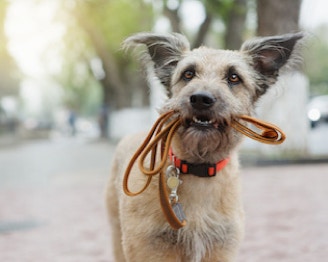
190, 91, 216, 110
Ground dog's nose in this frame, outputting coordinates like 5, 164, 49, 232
190, 91, 216, 110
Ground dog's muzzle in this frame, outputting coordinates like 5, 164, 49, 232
180, 91, 229, 131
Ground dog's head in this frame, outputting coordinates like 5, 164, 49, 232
124, 32, 303, 163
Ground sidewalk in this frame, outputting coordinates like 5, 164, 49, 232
240, 164, 328, 262
0, 133, 21, 147
0, 139, 327, 261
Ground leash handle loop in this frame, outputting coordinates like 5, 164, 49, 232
231, 115, 286, 145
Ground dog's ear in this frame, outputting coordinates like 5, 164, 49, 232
123, 32, 190, 88
241, 32, 304, 95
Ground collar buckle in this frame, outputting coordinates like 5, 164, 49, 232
180, 161, 216, 177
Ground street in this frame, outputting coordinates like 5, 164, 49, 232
0, 138, 327, 262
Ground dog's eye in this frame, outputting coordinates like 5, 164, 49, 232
228, 73, 241, 85
182, 70, 195, 81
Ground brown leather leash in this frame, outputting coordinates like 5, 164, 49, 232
122, 111, 286, 229
230, 115, 286, 145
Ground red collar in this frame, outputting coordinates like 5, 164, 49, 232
169, 148, 230, 177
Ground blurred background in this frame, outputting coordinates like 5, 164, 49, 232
0, 0, 328, 261
0, 0, 328, 157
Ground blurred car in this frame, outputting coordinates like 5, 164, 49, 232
307, 95, 328, 128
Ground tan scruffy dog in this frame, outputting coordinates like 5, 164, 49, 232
106, 32, 303, 262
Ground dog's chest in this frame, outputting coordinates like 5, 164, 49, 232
152, 173, 240, 255
153, 214, 237, 260
156, 219, 234, 245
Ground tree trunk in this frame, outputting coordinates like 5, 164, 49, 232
255, 0, 308, 157
76, 17, 127, 108
163, 1, 182, 33
257, 0, 301, 36
224, 0, 247, 50
192, 11, 213, 49
0, 2, 20, 96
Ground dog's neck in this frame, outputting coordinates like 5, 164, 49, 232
170, 140, 230, 165
171, 134, 234, 164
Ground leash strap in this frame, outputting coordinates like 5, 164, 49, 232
122, 111, 186, 229
122, 111, 286, 229
231, 115, 286, 144
123, 111, 179, 196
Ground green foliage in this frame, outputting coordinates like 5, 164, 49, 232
59, 59, 103, 115
54, 0, 154, 111
203, 0, 234, 22
76, 0, 153, 50
0, 1, 21, 96
304, 27, 328, 95
48, 24, 102, 115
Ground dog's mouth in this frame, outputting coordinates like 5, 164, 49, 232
183, 114, 230, 131
189, 115, 218, 128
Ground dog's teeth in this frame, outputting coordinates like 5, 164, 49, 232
192, 117, 213, 125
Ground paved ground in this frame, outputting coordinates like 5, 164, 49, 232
0, 138, 327, 261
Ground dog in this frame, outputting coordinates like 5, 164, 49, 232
106, 32, 303, 262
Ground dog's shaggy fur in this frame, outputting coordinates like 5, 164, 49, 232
106, 32, 303, 262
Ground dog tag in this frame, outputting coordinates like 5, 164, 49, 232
172, 202, 186, 222
167, 176, 180, 190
